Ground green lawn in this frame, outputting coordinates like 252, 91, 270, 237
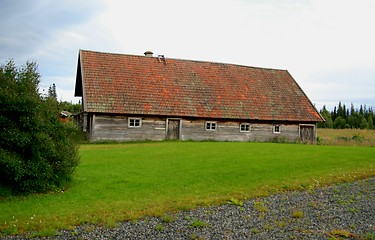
1, 142, 375, 236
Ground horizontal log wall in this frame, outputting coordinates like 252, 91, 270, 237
91, 114, 166, 142
88, 114, 302, 142
250, 123, 299, 142
180, 120, 300, 142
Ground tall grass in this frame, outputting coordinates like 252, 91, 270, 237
1, 142, 374, 236
318, 128, 375, 146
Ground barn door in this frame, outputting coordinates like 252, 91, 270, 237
167, 119, 180, 140
300, 125, 315, 143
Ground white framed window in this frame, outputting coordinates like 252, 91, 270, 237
273, 125, 281, 133
240, 123, 250, 132
128, 118, 142, 128
206, 121, 217, 130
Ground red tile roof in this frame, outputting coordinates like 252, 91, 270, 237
75, 50, 323, 122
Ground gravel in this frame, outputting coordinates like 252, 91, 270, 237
5, 178, 375, 239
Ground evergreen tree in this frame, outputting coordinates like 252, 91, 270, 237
332, 106, 337, 122
359, 105, 364, 116
318, 105, 333, 128
368, 116, 374, 129
369, 108, 374, 129
350, 103, 355, 115
0, 60, 80, 194
346, 115, 355, 129
333, 116, 346, 129
337, 101, 343, 118
343, 104, 347, 118
359, 117, 369, 129
48, 83, 57, 100
59, 101, 82, 114
317, 102, 375, 129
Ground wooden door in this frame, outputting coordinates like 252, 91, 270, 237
167, 119, 180, 140
300, 125, 315, 143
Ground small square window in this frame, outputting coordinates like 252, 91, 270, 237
129, 118, 141, 127
206, 121, 217, 130
273, 125, 281, 133
240, 123, 250, 132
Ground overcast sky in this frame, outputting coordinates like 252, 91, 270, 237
1, 0, 374, 110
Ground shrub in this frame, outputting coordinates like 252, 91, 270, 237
291, 210, 304, 219
271, 136, 288, 143
154, 223, 164, 231
0, 60, 80, 194
351, 133, 364, 142
227, 197, 243, 207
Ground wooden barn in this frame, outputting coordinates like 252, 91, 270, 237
74, 50, 324, 143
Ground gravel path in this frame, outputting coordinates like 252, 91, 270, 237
6, 178, 375, 239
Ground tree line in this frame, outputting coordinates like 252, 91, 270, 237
318, 102, 374, 129
46, 83, 82, 114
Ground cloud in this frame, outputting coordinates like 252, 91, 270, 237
0, 0, 103, 62
1, 0, 374, 109
0, 0, 106, 103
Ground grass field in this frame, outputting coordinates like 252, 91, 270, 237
1, 140, 375, 236
317, 128, 375, 146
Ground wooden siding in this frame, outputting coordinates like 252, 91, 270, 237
86, 114, 307, 142
180, 119, 300, 142
91, 115, 166, 142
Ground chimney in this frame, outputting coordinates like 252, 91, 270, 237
144, 51, 153, 57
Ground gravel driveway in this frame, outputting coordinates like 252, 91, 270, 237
6, 177, 375, 239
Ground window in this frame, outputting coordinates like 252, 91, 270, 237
129, 118, 141, 127
273, 125, 281, 133
206, 121, 217, 130
240, 123, 250, 132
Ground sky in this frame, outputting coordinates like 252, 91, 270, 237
1, 0, 374, 110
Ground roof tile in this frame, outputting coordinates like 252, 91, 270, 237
75, 50, 323, 122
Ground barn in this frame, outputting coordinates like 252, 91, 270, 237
74, 50, 324, 143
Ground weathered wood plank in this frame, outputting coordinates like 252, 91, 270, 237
88, 114, 307, 143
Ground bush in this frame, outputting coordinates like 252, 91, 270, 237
0, 60, 80, 194
351, 133, 364, 142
